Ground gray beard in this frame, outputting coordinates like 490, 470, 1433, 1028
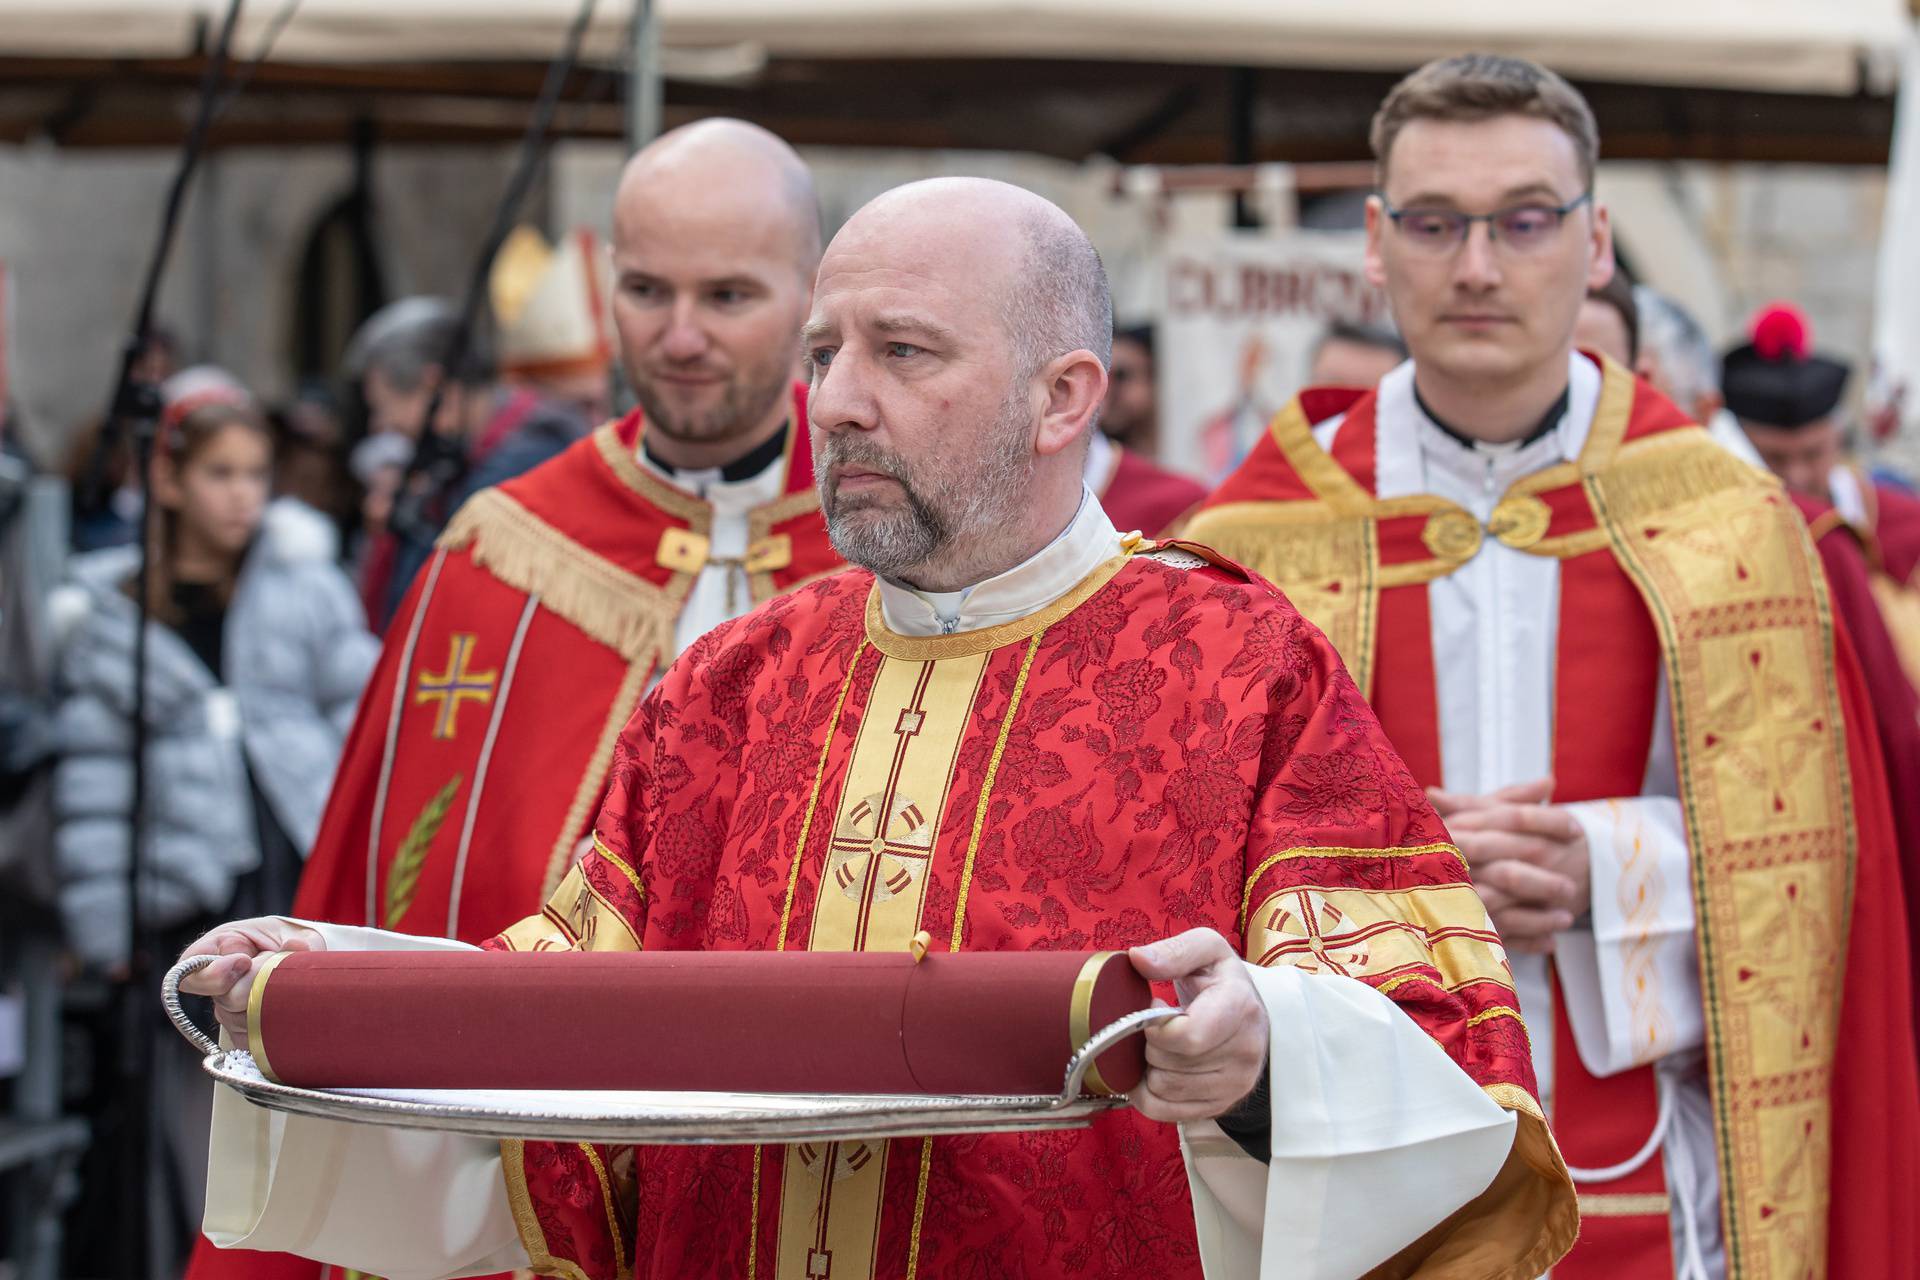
819, 393, 1031, 583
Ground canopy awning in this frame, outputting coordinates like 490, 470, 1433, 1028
0, 1, 1906, 159
4, 0, 1908, 94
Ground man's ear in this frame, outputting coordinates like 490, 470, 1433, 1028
1586, 204, 1616, 293
1035, 350, 1108, 458
1363, 195, 1388, 289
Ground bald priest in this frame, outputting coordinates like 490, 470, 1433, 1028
182, 179, 1576, 1280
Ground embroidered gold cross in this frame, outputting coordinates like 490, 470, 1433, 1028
414, 634, 498, 741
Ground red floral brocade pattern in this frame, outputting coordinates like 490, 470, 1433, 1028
492, 553, 1560, 1280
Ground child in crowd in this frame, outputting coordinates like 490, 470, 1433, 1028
48, 369, 378, 1274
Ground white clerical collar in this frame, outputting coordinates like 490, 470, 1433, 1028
637, 441, 788, 511
876, 488, 1122, 637
1374, 353, 1602, 500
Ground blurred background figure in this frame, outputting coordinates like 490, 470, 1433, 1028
1101, 323, 1158, 452
1725, 300, 1920, 686
1307, 319, 1408, 388
266, 379, 354, 540
0, 395, 65, 935
1723, 302, 1858, 503
46, 370, 376, 1278
1634, 285, 1764, 465
488, 224, 614, 429
62, 327, 182, 554
455, 224, 607, 499
342, 261, 607, 631
337, 297, 497, 628
1635, 286, 1723, 426
1090, 323, 1206, 534
1573, 269, 1637, 367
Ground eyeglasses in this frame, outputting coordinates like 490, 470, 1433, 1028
1381, 192, 1593, 255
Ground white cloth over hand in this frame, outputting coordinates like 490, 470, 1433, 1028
1182, 963, 1517, 1280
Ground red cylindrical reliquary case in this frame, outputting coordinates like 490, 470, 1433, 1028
245, 949, 1152, 1096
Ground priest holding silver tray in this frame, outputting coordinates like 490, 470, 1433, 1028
173, 127, 1574, 1280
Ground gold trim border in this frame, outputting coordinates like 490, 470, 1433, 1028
904, 1137, 935, 1280
440, 488, 687, 670
592, 421, 709, 524
500, 1139, 592, 1280
1579, 1192, 1671, 1218
1584, 454, 1852, 1278
905, 629, 1047, 1275
541, 658, 656, 901
590, 831, 645, 900
945, 634, 1044, 948
244, 949, 292, 1083
580, 1143, 632, 1280
863, 553, 1130, 661
774, 640, 869, 951
1238, 841, 1464, 929
1068, 951, 1121, 1097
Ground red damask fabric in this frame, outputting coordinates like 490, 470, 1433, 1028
499, 551, 1550, 1279
187, 391, 839, 1280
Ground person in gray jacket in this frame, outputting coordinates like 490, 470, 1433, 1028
48, 376, 377, 1274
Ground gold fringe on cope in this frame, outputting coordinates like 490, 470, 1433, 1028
1592, 428, 1772, 523
438, 489, 683, 670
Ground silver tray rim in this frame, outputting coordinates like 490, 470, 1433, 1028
200, 1051, 1134, 1144
166, 946, 1183, 1145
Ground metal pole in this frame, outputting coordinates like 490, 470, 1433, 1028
99, 3, 247, 1271
627, 0, 661, 153
1228, 67, 1259, 229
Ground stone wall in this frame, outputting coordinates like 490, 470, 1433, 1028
0, 144, 519, 468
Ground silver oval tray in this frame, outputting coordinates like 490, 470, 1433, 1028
169, 956, 1178, 1145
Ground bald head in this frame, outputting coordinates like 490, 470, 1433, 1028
833, 178, 1112, 382
615, 119, 821, 277
608, 119, 819, 468
805, 178, 1113, 591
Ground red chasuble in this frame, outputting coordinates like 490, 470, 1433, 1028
1827, 469, 1920, 705
185, 385, 840, 1280
1091, 442, 1207, 536
1793, 492, 1920, 1041
484, 542, 1576, 1280
1186, 357, 1920, 1280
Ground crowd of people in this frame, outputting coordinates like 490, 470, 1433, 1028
0, 48, 1916, 1280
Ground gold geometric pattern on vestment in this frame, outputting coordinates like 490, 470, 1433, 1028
827, 792, 934, 902
775, 648, 989, 1280
1588, 457, 1852, 1279
791, 1140, 879, 1185
1244, 882, 1512, 994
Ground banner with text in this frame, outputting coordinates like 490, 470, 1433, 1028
1157, 230, 1389, 485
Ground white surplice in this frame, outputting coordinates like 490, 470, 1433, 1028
636, 440, 792, 660
1310, 354, 1722, 1279
203, 488, 1516, 1280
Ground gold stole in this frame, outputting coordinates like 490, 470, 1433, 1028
1587, 434, 1853, 1278
1187, 367, 1856, 1277
771, 647, 990, 1280
756, 554, 1130, 1280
